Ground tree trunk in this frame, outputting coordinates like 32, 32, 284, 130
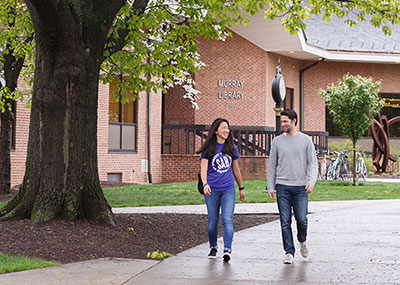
0, 0, 126, 224
0, 104, 13, 195
0, 42, 25, 195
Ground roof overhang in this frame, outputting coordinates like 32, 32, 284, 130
230, 12, 400, 64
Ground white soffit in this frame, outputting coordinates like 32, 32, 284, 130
230, 12, 302, 52
230, 12, 400, 64
298, 30, 400, 63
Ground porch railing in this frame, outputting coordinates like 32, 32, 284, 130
162, 125, 328, 156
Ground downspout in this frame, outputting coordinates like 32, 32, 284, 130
147, 53, 152, 183
299, 58, 325, 131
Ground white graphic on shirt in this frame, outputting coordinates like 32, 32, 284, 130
212, 153, 232, 174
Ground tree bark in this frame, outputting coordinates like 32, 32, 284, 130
0, 0, 128, 224
0, 43, 25, 195
0, 103, 13, 195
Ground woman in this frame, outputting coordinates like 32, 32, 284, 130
196, 118, 245, 262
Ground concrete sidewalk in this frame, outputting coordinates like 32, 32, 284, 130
1, 199, 399, 284
126, 199, 400, 284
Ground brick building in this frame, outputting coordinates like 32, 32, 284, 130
8, 14, 400, 186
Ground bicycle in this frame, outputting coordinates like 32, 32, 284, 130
355, 152, 368, 181
326, 151, 351, 180
317, 150, 331, 180
339, 151, 351, 181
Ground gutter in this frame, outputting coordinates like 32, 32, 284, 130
299, 58, 325, 131
147, 54, 152, 183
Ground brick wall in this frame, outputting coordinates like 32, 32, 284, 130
163, 31, 304, 129
10, 80, 163, 187
161, 154, 269, 183
303, 61, 400, 131
161, 155, 200, 183
163, 85, 195, 125
194, 32, 268, 126
97, 82, 163, 184
9, 32, 400, 186
239, 156, 269, 180
10, 93, 30, 187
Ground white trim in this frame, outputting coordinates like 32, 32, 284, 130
298, 30, 400, 64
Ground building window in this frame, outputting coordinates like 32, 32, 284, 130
283, 87, 293, 110
108, 78, 137, 152
325, 105, 344, 136
380, 93, 400, 137
107, 173, 122, 182
325, 93, 400, 137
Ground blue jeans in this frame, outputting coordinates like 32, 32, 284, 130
276, 184, 308, 256
204, 188, 236, 252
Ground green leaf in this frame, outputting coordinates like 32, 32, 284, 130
146, 250, 173, 259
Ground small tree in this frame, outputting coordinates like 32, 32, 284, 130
320, 74, 384, 186
0, 0, 34, 195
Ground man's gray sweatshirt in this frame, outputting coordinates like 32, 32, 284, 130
267, 132, 318, 193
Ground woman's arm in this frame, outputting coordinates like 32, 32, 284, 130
232, 159, 245, 201
201, 158, 211, 195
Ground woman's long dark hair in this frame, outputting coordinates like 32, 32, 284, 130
196, 118, 237, 159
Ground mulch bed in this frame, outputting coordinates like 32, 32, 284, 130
0, 207, 277, 264
2, 174, 398, 265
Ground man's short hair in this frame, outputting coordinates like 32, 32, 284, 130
281, 109, 298, 126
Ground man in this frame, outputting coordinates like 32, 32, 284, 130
267, 109, 318, 264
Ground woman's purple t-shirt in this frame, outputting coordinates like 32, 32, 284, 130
200, 143, 240, 191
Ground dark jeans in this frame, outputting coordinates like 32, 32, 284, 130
276, 184, 308, 256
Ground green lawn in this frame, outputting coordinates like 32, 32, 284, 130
0, 253, 59, 274
103, 179, 400, 207
2, 180, 399, 210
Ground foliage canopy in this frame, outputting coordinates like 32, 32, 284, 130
320, 74, 384, 185
0, 0, 34, 111
321, 74, 384, 142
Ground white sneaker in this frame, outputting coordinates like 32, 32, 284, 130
283, 253, 294, 264
223, 251, 231, 262
300, 242, 309, 258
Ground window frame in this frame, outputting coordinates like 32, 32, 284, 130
283, 87, 294, 110
108, 80, 138, 153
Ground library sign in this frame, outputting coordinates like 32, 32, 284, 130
217, 80, 244, 108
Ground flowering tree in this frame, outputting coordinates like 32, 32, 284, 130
0, 0, 399, 223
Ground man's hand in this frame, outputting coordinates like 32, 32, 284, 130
268, 192, 276, 200
305, 184, 314, 194
239, 190, 245, 201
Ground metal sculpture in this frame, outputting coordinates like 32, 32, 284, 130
370, 113, 400, 172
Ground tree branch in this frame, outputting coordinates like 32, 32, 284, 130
104, 0, 150, 58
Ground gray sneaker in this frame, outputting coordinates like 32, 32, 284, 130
283, 253, 294, 264
300, 242, 309, 258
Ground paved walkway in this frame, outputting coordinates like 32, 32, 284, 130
126, 199, 400, 284
1, 178, 399, 284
